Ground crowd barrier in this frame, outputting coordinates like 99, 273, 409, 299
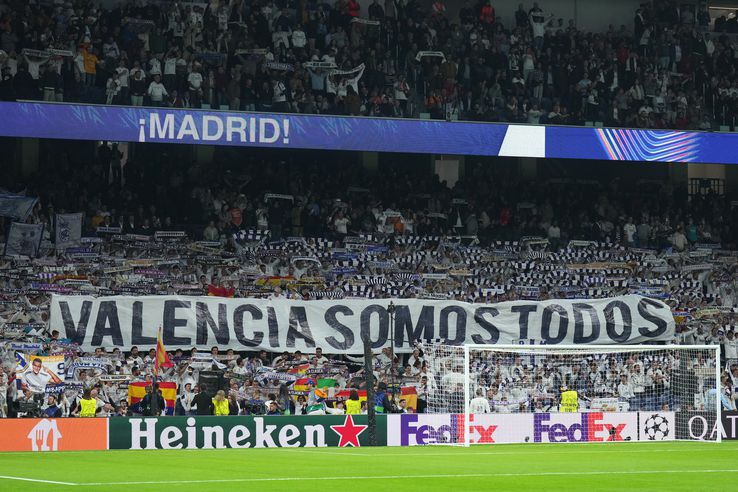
4, 411, 734, 452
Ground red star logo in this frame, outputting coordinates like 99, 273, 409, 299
330, 415, 368, 447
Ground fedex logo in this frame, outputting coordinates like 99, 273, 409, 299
399, 414, 497, 445
534, 412, 627, 443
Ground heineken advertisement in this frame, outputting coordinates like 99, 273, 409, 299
108, 415, 387, 449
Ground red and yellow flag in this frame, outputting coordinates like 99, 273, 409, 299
154, 327, 173, 375
128, 381, 177, 415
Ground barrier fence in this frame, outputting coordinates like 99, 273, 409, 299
3, 411, 735, 452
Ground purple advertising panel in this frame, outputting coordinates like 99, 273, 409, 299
1, 102, 737, 164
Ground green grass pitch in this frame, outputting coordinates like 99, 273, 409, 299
2, 442, 737, 491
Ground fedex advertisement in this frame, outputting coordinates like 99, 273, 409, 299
387, 413, 532, 446
533, 412, 638, 443
388, 412, 674, 446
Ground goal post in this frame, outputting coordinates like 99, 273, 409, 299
451, 344, 722, 446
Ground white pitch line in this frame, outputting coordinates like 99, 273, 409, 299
78, 469, 738, 486
282, 448, 373, 456
281, 446, 738, 457
0, 475, 76, 486
383, 448, 738, 456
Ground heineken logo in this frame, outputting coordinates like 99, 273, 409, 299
113, 415, 378, 450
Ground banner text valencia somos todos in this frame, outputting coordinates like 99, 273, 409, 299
50, 295, 675, 352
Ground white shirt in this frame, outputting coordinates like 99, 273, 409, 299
292, 30, 307, 48
188, 71, 203, 90
180, 391, 195, 412
624, 223, 636, 242
147, 81, 168, 101
334, 217, 349, 234
22, 370, 51, 393
103, 42, 120, 59
24, 56, 44, 79
531, 18, 546, 37
272, 81, 286, 102
618, 381, 635, 399
115, 67, 130, 87
149, 58, 162, 75
724, 339, 738, 360
164, 57, 177, 75
470, 396, 491, 414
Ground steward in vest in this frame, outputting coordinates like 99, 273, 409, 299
79, 389, 98, 417
559, 386, 579, 412
346, 389, 361, 414
374, 382, 395, 414
212, 390, 230, 416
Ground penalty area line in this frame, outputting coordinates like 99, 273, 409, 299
0, 475, 76, 486
77, 469, 738, 486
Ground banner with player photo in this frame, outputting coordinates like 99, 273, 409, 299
15, 352, 65, 394
4, 222, 44, 257
50, 294, 675, 352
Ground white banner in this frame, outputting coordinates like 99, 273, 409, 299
55, 212, 83, 250
5, 222, 44, 257
49, 295, 675, 353
0, 194, 38, 220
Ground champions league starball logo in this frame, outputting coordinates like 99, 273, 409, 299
643, 414, 670, 440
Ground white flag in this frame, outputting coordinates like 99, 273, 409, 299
4, 222, 44, 258
55, 213, 83, 250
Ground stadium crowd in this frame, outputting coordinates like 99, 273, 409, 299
0, 0, 733, 130
1, 150, 737, 418
1, 0, 738, 420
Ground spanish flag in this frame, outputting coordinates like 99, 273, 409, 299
207, 284, 235, 297
293, 377, 312, 392
128, 381, 177, 415
287, 363, 310, 375
154, 327, 174, 375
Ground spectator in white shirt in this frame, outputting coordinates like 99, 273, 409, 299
103, 37, 120, 62
272, 78, 288, 111
333, 211, 350, 235
723, 330, 738, 364
470, 388, 491, 413
147, 74, 169, 106
292, 25, 307, 49
115, 60, 130, 103
188, 64, 203, 106
163, 49, 178, 91
179, 383, 195, 415
623, 217, 636, 246
314, 348, 329, 367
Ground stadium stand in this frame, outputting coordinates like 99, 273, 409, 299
0, 0, 737, 422
0, 149, 737, 418
0, 0, 727, 130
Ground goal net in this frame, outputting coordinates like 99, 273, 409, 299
420, 341, 721, 445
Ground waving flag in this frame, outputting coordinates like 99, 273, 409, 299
154, 328, 173, 375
